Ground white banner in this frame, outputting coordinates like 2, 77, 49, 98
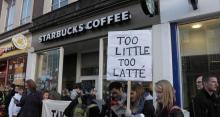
41, 100, 71, 117
107, 30, 152, 81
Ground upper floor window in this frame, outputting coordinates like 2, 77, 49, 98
52, 0, 68, 11
6, 0, 15, 31
21, 0, 32, 25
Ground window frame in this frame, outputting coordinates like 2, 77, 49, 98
177, 18, 220, 109
51, 0, 68, 11
5, 0, 15, 31
20, 0, 32, 25
35, 48, 61, 92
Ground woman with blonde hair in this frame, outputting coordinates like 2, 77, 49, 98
155, 80, 183, 117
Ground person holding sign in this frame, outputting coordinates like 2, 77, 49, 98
101, 82, 127, 117
107, 30, 154, 116
155, 80, 183, 117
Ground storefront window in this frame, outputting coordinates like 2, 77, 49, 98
0, 55, 27, 86
36, 49, 60, 91
7, 55, 27, 85
179, 18, 220, 109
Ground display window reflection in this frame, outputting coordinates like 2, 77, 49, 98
179, 18, 220, 110
36, 49, 60, 91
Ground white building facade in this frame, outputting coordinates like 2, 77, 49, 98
160, 0, 220, 115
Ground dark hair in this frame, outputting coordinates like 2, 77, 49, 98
17, 85, 24, 89
195, 74, 203, 80
203, 73, 219, 83
109, 82, 122, 91
26, 79, 37, 92
43, 90, 49, 94
62, 89, 69, 96
73, 83, 81, 89
131, 84, 144, 102
81, 94, 95, 105
10, 84, 15, 89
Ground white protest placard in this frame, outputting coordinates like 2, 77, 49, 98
41, 100, 71, 117
107, 30, 152, 81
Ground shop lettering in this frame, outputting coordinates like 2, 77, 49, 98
51, 110, 65, 117
0, 49, 3, 56
39, 11, 131, 43
0, 45, 17, 56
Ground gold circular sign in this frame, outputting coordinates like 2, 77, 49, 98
12, 34, 28, 50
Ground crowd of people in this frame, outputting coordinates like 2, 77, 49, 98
0, 80, 183, 117
1, 73, 220, 117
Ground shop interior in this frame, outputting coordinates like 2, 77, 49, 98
0, 55, 27, 87
179, 18, 220, 109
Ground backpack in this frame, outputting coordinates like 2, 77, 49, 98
73, 97, 98, 117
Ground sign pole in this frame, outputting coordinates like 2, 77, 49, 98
127, 80, 131, 111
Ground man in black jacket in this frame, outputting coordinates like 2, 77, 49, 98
194, 73, 220, 117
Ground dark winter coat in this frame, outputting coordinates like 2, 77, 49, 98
193, 89, 220, 117
156, 104, 183, 117
17, 91, 42, 117
64, 94, 101, 117
101, 103, 118, 117
142, 100, 156, 117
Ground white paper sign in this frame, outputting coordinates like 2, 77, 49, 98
41, 100, 71, 117
107, 30, 152, 81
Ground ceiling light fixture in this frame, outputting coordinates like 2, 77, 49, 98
192, 24, 202, 29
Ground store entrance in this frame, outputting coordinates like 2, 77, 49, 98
62, 53, 77, 90
63, 39, 100, 92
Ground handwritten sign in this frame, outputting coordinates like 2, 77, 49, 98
107, 30, 152, 81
